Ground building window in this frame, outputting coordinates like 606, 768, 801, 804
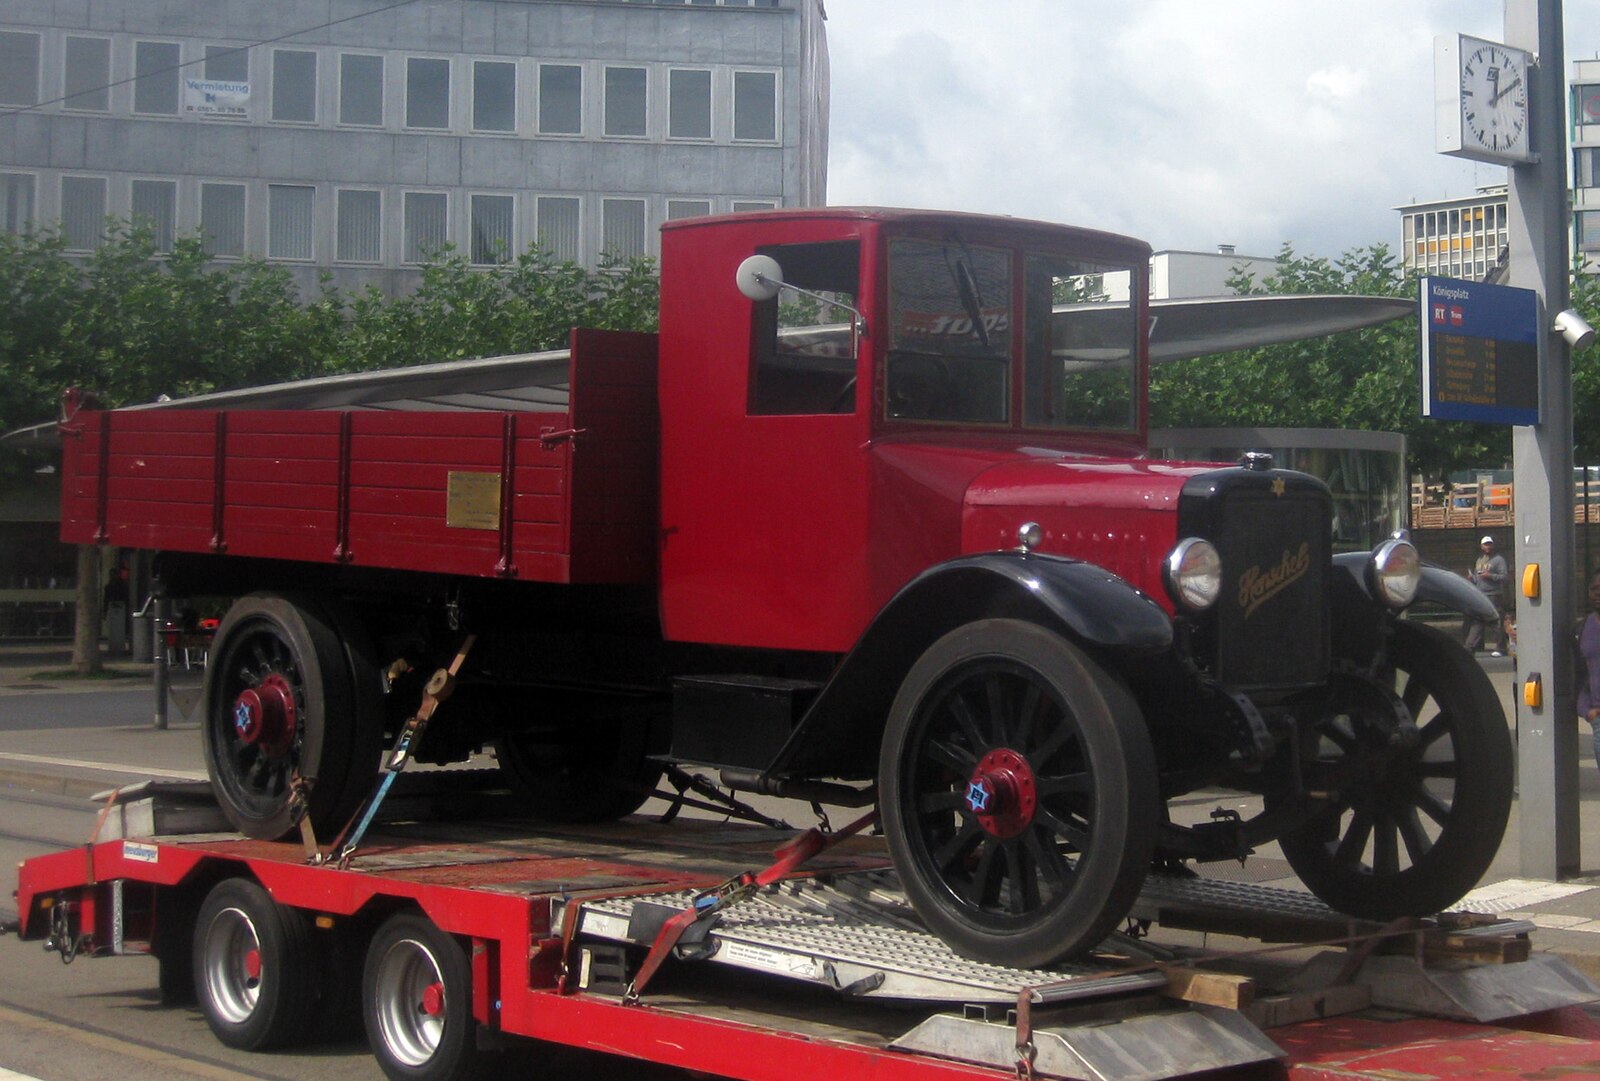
473, 61, 516, 132
602, 198, 648, 259
134, 41, 181, 114
667, 199, 712, 220
64, 37, 111, 111
668, 69, 711, 139
404, 192, 448, 262
733, 70, 777, 141
1581, 211, 1600, 253
336, 189, 382, 262
338, 54, 384, 126
268, 184, 315, 260
1, 173, 36, 235
536, 196, 580, 262
732, 200, 778, 213
200, 182, 246, 257
61, 176, 107, 251
0, 32, 40, 107
470, 194, 514, 265
189, 45, 250, 119
604, 66, 647, 137
1578, 83, 1600, 126
406, 58, 451, 129
271, 50, 317, 122
1579, 149, 1600, 189
538, 64, 582, 134
131, 179, 177, 252
205, 44, 248, 82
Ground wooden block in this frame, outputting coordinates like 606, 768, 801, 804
1244, 983, 1372, 1029
1164, 968, 1256, 1010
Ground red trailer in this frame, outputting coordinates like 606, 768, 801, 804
11, 785, 1600, 1081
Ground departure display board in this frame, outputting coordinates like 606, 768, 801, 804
1420, 276, 1539, 425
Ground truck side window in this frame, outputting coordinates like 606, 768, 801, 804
1023, 255, 1137, 431
748, 240, 860, 415
885, 239, 1010, 424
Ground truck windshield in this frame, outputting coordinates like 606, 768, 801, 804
885, 239, 1011, 423
1023, 255, 1138, 431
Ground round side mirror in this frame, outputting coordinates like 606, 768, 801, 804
735, 254, 784, 302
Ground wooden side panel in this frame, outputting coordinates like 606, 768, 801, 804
103, 410, 218, 553
58, 411, 103, 546
216, 411, 343, 563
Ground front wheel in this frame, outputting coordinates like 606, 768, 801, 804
879, 619, 1158, 969
363, 912, 489, 1081
1276, 619, 1513, 918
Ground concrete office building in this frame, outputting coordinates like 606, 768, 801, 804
1394, 184, 1509, 282
0, 0, 830, 295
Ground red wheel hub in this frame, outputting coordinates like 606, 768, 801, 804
232, 673, 296, 756
243, 947, 262, 983
421, 982, 445, 1017
964, 748, 1038, 839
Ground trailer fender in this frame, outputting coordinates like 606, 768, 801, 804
765, 553, 1172, 780
1333, 553, 1497, 622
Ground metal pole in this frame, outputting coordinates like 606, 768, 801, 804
152, 595, 168, 731
1507, 0, 1579, 878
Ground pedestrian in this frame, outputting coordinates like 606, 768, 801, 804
1577, 567, 1600, 769
1463, 535, 1508, 655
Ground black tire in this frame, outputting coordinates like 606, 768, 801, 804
1277, 619, 1513, 918
493, 704, 661, 823
364, 912, 488, 1081
879, 619, 1158, 969
201, 593, 360, 839
192, 878, 319, 1051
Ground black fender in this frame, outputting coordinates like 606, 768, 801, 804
765, 552, 1172, 780
1332, 552, 1497, 622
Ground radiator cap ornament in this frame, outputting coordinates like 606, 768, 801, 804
1240, 451, 1274, 471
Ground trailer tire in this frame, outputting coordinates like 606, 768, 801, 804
880, 619, 1157, 969
364, 912, 488, 1081
202, 592, 359, 839
193, 878, 319, 1050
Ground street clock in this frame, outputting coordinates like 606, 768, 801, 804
1436, 34, 1534, 165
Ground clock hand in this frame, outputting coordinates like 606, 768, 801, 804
1490, 75, 1523, 106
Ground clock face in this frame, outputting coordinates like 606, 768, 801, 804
1460, 43, 1528, 156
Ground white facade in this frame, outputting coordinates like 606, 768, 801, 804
1150, 248, 1279, 299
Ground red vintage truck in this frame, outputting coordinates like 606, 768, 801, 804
55, 207, 1510, 975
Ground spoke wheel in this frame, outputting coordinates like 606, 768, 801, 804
201, 593, 360, 839
880, 619, 1157, 968
193, 878, 318, 1050
364, 913, 487, 1081
1277, 619, 1512, 918
493, 704, 662, 823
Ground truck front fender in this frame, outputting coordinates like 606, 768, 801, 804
1332, 553, 1497, 622
765, 553, 1172, 780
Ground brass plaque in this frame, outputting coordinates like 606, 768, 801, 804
446, 471, 502, 530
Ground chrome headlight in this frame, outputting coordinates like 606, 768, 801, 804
1164, 538, 1222, 611
1370, 538, 1421, 609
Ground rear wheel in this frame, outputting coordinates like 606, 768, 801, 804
879, 619, 1158, 968
192, 878, 318, 1050
364, 912, 488, 1081
1276, 619, 1513, 917
493, 703, 661, 823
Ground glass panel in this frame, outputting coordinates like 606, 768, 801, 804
272, 49, 317, 122
748, 240, 860, 415
340, 54, 384, 125
1581, 211, 1600, 253
536, 196, 579, 262
403, 192, 448, 262
601, 199, 647, 259
473, 61, 515, 131
337, 189, 381, 262
406, 57, 450, 129
539, 65, 582, 134
200, 183, 246, 257
666, 199, 711, 220
0, 173, 36, 235
131, 179, 177, 251
0, 32, 40, 107
1579, 148, 1600, 189
134, 41, 181, 114
732, 201, 776, 212
669, 69, 711, 139
1024, 254, 1137, 431
733, 70, 776, 141
604, 67, 647, 136
64, 37, 111, 110
60, 176, 107, 251
268, 184, 314, 259
204, 44, 248, 82
470, 194, 514, 264
885, 238, 1012, 423
1578, 83, 1600, 125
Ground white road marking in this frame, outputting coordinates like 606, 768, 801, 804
0, 751, 206, 782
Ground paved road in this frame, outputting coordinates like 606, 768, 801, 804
0, 686, 167, 730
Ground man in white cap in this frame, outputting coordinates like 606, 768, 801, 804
1464, 535, 1509, 655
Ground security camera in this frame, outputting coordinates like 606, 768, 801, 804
1554, 308, 1597, 351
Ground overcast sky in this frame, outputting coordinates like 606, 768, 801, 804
822, 1, 1600, 261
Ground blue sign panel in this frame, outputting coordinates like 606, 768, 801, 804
1419, 276, 1540, 425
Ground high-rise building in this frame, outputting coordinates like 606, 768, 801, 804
1394, 185, 1508, 282
0, 0, 830, 294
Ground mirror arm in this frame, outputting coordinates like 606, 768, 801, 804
760, 278, 869, 338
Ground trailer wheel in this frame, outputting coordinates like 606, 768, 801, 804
202, 593, 359, 839
193, 878, 318, 1050
1276, 620, 1513, 918
364, 913, 487, 1081
493, 707, 662, 823
879, 619, 1158, 969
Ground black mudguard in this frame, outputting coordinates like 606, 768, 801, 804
1332, 553, 1498, 622
764, 552, 1172, 780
